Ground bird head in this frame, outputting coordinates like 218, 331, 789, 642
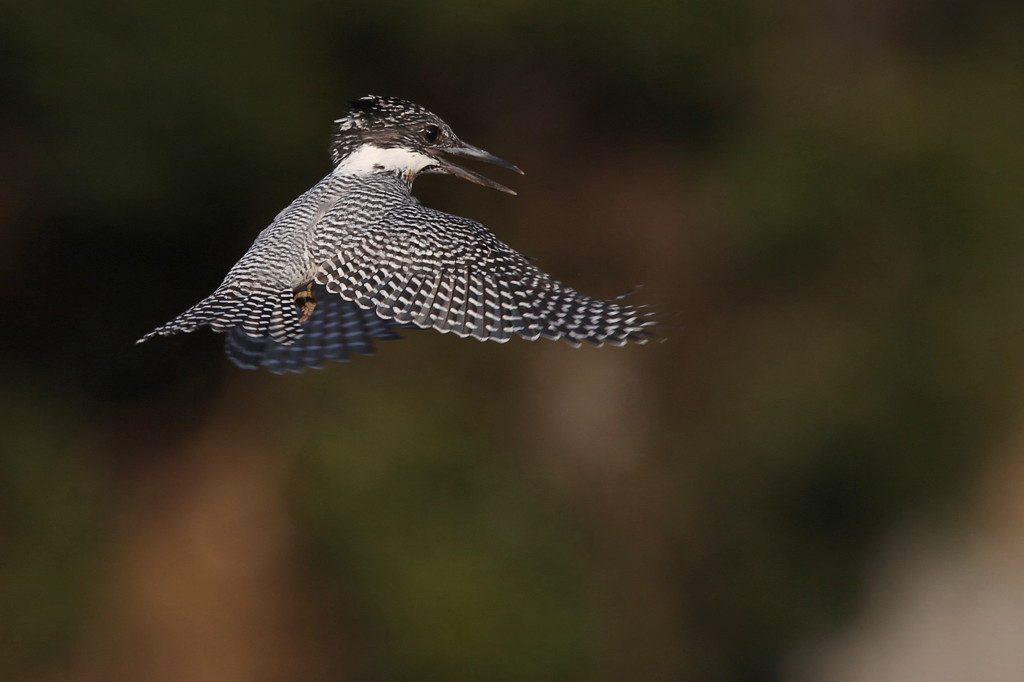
329, 95, 523, 194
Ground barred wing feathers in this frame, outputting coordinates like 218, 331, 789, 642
315, 204, 656, 346
224, 285, 402, 373
137, 283, 303, 344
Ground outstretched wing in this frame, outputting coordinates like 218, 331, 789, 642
223, 284, 403, 373
315, 204, 656, 346
138, 283, 304, 344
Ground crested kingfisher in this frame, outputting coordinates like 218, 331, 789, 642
138, 95, 657, 372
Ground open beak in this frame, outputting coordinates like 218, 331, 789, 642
435, 141, 524, 195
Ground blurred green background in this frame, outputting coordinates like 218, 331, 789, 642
2, 0, 1024, 680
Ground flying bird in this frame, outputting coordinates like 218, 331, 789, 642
138, 95, 657, 372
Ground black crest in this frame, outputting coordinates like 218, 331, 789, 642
329, 95, 456, 165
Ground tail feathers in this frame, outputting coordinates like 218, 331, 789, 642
224, 286, 403, 373
138, 285, 302, 344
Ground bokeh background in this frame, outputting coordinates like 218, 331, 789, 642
3, 0, 1024, 680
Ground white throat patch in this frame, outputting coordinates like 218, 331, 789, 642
333, 144, 435, 176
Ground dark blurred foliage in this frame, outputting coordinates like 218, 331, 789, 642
1, 0, 1023, 680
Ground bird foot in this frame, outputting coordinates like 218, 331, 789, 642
296, 282, 316, 323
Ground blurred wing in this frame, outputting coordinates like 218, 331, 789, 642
224, 284, 403, 373
314, 204, 657, 346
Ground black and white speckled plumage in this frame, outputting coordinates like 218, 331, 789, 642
223, 285, 403, 373
138, 95, 657, 372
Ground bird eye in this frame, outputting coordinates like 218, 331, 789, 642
422, 125, 441, 143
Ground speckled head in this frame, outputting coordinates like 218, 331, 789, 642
328, 95, 523, 194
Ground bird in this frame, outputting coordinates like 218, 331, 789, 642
138, 95, 657, 373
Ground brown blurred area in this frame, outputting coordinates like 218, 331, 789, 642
2, 0, 1023, 680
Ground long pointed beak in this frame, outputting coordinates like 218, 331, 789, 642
435, 141, 524, 195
